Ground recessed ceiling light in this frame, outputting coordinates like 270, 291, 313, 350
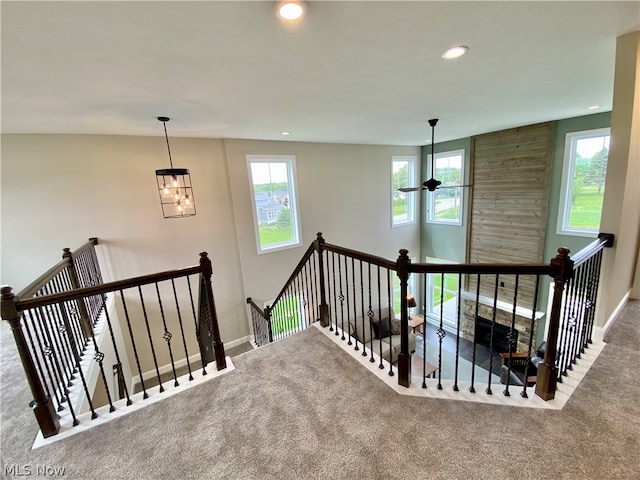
275, 1, 306, 21
587, 105, 600, 110
281, 131, 291, 136
441, 46, 469, 60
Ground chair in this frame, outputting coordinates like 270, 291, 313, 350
499, 342, 546, 387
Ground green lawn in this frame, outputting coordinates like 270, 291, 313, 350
270, 296, 301, 336
432, 273, 457, 307
259, 224, 293, 247
569, 188, 604, 230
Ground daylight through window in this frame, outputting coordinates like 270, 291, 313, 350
247, 155, 302, 253
427, 149, 464, 225
391, 156, 417, 227
558, 128, 610, 237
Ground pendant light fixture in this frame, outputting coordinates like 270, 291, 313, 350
155, 116, 196, 218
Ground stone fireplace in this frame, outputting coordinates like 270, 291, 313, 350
461, 291, 545, 353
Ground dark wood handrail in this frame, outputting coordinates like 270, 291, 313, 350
409, 262, 557, 276
246, 297, 267, 318
269, 242, 317, 308
323, 243, 397, 270
571, 233, 614, 268
16, 265, 201, 311
18, 238, 99, 299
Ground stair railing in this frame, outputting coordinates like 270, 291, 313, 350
247, 232, 614, 402
2, 245, 226, 438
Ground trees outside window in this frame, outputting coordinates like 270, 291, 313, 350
558, 128, 610, 236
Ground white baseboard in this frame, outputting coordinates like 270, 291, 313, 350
593, 290, 630, 342
131, 335, 252, 390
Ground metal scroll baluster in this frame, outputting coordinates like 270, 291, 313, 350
436, 272, 446, 390
186, 276, 206, 375
367, 263, 375, 363
338, 254, 346, 341
377, 266, 385, 369
101, 294, 132, 405
350, 257, 358, 351
331, 252, 339, 335
155, 282, 179, 388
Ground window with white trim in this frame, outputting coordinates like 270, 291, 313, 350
247, 155, 302, 253
425, 257, 459, 328
557, 128, 610, 237
426, 149, 464, 225
391, 156, 417, 227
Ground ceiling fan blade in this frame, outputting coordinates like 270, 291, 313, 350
398, 187, 425, 192
436, 184, 473, 189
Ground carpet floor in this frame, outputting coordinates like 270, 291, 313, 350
1, 301, 639, 480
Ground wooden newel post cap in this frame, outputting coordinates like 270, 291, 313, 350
199, 252, 212, 276
316, 232, 324, 243
1, 285, 18, 321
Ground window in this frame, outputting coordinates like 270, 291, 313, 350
557, 128, 610, 237
426, 149, 464, 225
391, 156, 417, 227
425, 257, 459, 328
247, 155, 302, 253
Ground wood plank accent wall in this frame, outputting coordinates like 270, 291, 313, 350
467, 121, 555, 306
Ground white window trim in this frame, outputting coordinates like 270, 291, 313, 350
247, 155, 303, 254
426, 149, 465, 226
556, 127, 610, 238
424, 256, 459, 329
391, 155, 417, 228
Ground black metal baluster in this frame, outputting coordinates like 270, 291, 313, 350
503, 275, 520, 397
436, 272, 446, 390
360, 260, 368, 357
422, 272, 428, 389
46, 303, 76, 387
171, 279, 193, 381
521, 275, 541, 399
366, 263, 375, 363
386, 269, 394, 377
575, 264, 589, 359
119, 290, 148, 398
350, 257, 358, 351
585, 251, 604, 345
100, 294, 132, 405
338, 254, 347, 341
331, 252, 338, 335
453, 273, 462, 392
486, 274, 500, 395
344, 256, 357, 346
36, 305, 73, 394
155, 282, 179, 388
377, 266, 385, 369
22, 314, 61, 411
470, 274, 481, 393
30, 309, 67, 409
138, 286, 164, 393
559, 276, 576, 377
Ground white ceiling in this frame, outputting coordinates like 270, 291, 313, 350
2, 1, 639, 145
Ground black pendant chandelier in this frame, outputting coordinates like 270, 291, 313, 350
155, 116, 196, 218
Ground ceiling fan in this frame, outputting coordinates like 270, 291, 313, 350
398, 118, 472, 193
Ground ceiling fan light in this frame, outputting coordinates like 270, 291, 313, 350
442, 46, 469, 60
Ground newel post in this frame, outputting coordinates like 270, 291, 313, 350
536, 247, 574, 401
62, 247, 93, 339
1, 286, 60, 437
396, 249, 412, 388
315, 232, 331, 327
199, 252, 227, 371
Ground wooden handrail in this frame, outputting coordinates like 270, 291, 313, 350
16, 265, 201, 311
18, 238, 99, 299
409, 262, 557, 276
246, 297, 267, 318
323, 243, 397, 270
571, 233, 614, 268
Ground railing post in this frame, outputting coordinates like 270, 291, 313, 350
315, 232, 330, 327
62, 247, 93, 338
199, 252, 227, 371
536, 247, 574, 401
1, 286, 60, 437
264, 305, 274, 343
396, 249, 412, 388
